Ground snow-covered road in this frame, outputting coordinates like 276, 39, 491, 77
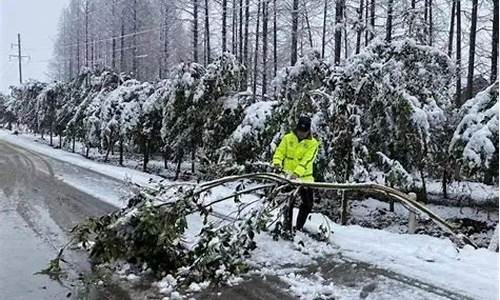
0, 140, 124, 299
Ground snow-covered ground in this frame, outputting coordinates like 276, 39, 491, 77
427, 180, 499, 205
1, 129, 498, 299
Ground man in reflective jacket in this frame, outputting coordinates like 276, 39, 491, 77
272, 116, 320, 230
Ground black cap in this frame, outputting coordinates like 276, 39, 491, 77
296, 116, 311, 132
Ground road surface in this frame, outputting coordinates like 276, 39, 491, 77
0, 139, 474, 300
0, 140, 123, 299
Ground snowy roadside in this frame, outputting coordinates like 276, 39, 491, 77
1, 129, 498, 300
151, 184, 499, 300
0, 129, 163, 201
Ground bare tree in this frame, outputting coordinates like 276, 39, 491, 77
253, 0, 262, 99
222, 0, 227, 52
385, 0, 393, 43
492, 0, 499, 83
193, 0, 199, 63
239, 0, 243, 62
262, 0, 269, 98
321, 0, 328, 58
85, 0, 89, 67
334, 0, 344, 65
447, 0, 456, 57
273, 0, 278, 76
370, 0, 375, 41
243, 0, 250, 89
291, 0, 299, 65
232, 0, 237, 54
455, 0, 461, 107
429, 0, 433, 46
465, 0, 478, 100
302, 0, 313, 48
355, 0, 364, 54
204, 0, 211, 64
132, 0, 138, 76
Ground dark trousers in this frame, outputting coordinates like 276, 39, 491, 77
286, 187, 314, 230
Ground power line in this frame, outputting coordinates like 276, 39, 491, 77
9, 34, 30, 84
24, 24, 165, 53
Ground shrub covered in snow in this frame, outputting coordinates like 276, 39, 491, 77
0, 93, 15, 128
8, 80, 47, 133
450, 82, 499, 183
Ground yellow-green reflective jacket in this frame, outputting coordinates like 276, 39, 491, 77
272, 132, 320, 182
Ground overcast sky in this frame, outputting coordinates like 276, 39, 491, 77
1, 0, 68, 93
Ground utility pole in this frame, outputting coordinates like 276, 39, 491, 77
9, 33, 29, 84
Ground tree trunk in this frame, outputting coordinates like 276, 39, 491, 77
419, 168, 428, 204
424, 0, 428, 41
243, 0, 250, 90
455, 0, 462, 107
355, 0, 364, 54
262, 0, 268, 98
429, 0, 433, 46
120, 17, 125, 72
409, 0, 415, 35
370, 0, 375, 41
364, 0, 369, 46
465, 0, 478, 101
85, 0, 89, 67
72, 136, 75, 153
291, 0, 299, 65
119, 138, 124, 166
321, 0, 328, 58
302, 0, 313, 48
385, 0, 393, 43
164, 150, 168, 169
447, 0, 456, 57
273, 0, 278, 77
175, 148, 184, 180
442, 168, 448, 199
239, 0, 243, 62
204, 0, 211, 64
334, 0, 344, 65
143, 140, 149, 172
49, 124, 53, 146
222, 0, 227, 52
191, 146, 196, 174
343, 7, 348, 60
111, 0, 116, 70
132, 0, 138, 76
193, 0, 199, 63
162, 0, 170, 78
105, 145, 111, 162
232, 0, 237, 55
492, 0, 499, 83
253, 1, 262, 100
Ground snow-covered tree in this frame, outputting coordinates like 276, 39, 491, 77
450, 82, 499, 184
36, 82, 66, 146
8, 80, 47, 133
160, 62, 205, 178
65, 69, 123, 153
